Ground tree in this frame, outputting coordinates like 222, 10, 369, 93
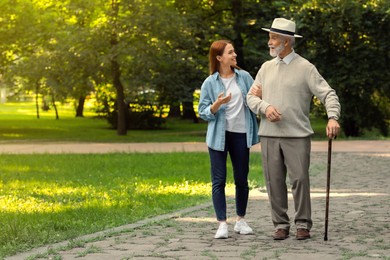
294, 0, 389, 136
1, 0, 388, 137
166, 0, 272, 121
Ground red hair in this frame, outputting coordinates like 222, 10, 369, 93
208, 40, 240, 75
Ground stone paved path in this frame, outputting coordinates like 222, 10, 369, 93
3, 141, 390, 260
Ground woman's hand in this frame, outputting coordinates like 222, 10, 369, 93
217, 92, 231, 104
250, 85, 262, 98
211, 92, 231, 114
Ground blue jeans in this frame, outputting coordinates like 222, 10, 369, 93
208, 131, 250, 221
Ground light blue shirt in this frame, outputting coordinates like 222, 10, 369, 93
198, 68, 259, 151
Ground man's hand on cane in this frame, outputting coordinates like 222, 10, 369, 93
326, 118, 340, 139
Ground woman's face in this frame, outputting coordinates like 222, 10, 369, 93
218, 43, 237, 67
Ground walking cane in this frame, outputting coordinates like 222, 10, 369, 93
324, 138, 332, 241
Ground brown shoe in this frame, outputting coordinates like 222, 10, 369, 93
273, 229, 289, 240
296, 229, 311, 240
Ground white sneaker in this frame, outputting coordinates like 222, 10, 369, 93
214, 222, 228, 239
234, 219, 253, 235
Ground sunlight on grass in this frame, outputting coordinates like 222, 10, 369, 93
1, 133, 24, 138
1, 181, 216, 214
0, 101, 92, 118
153, 180, 210, 195
0, 153, 260, 259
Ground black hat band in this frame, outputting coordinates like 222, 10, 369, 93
270, 28, 294, 36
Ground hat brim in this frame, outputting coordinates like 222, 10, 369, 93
261, 28, 303, 38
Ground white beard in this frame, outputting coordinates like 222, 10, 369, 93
269, 44, 285, 57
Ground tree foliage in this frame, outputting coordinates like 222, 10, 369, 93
292, 0, 390, 136
0, 0, 388, 136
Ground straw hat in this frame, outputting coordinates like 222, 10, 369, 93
262, 18, 303, 38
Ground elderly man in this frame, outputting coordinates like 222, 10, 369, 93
247, 18, 341, 240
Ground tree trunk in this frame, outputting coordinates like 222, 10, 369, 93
342, 118, 360, 137
168, 102, 181, 118
35, 83, 40, 119
51, 92, 59, 120
111, 0, 127, 135
231, 0, 245, 67
76, 96, 85, 117
112, 58, 127, 135
182, 101, 199, 123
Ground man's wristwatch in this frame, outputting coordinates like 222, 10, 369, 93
328, 116, 338, 121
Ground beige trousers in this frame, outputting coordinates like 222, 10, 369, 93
261, 137, 313, 231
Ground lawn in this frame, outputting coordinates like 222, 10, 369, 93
0, 102, 208, 143
0, 153, 263, 258
0, 101, 263, 258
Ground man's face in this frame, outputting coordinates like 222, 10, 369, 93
268, 33, 285, 57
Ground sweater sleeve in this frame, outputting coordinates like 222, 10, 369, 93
247, 66, 270, 115
308, 66, 341, 120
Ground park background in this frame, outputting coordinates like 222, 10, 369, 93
0, 0, 389, 259
0, 0, 389, 137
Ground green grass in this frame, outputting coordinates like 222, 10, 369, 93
0, 152, 263, 258
0, 101, 260, 258
0, 102, 208, 143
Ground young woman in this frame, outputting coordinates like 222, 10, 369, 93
198, 40, 260, 239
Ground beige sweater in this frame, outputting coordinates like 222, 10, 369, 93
247, 53, 341, 137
